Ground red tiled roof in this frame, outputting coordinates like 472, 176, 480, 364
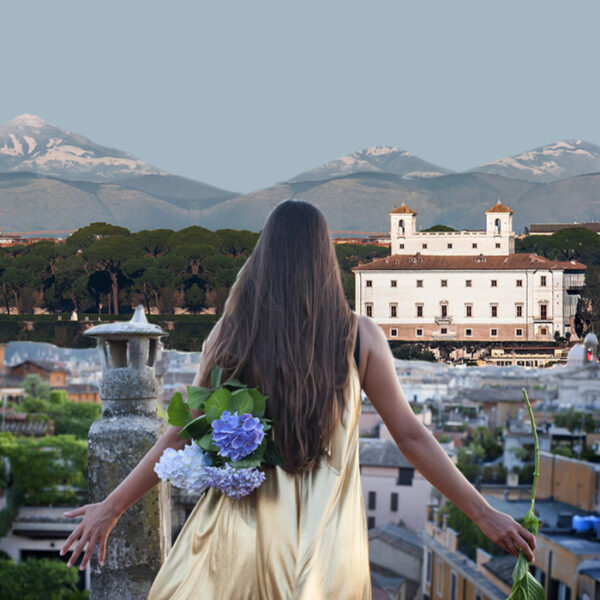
486, 198, 514, 214
389, 202, 417, 215
353, 253, 586, 271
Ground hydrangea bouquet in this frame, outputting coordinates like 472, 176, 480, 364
155, 365, 282, 499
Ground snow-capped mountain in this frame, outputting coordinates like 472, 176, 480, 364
288, 146, 452, 183
472, 140, 600, 183
0, 114, 165, 182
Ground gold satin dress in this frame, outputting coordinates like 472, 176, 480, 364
148, 364, 371, 600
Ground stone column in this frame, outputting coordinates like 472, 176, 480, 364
85, 305, 171, 600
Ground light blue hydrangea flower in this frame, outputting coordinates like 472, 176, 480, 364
203, 464, 266, 499
211, 411, 265, 462
154, 443, 212, 494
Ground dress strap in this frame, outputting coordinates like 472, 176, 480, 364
353, 325, 360, 368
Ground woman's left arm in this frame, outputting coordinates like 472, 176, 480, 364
358, 316, 536, 562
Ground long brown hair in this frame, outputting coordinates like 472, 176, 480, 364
201, 199, 357, 472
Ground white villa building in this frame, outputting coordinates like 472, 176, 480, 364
354, 200, 586, 342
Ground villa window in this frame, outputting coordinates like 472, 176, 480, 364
416, 304, 424, 317
366, 280, 373, 287
540, 275, 547, 287
516, 279, 523, 287
472, 243, 478, 249
465, 304, 472, 317
491, 304, 498, 318
491, 279, 497, 287
516, 304, 523, 317
465, 279, 472, 287
495, 243, 501, 248
390, 328, 398, 337
440, 327, 448, 334
399, 243, 405, 249
540, 304, 548, 320
490, 328, 498, 337
416, 328, 423, 337
441, 304, 448, 318
367, 516, 375, 529
447, 243, 453, 249
390, 493, 398, 512
390, 304, 397, 318
391, 280, 397, 287
422, 243, 428, 249
465, 328, 472, 337
417, 279, 424, 288
516, 329, 523, 337
540, 327, 548, 335
365, 304, 373, 317
441, 279, 448, 287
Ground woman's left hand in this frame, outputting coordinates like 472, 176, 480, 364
475, 506, 536, 562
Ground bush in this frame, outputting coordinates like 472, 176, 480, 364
0, 558, 80, 600
0, 433, 87, 505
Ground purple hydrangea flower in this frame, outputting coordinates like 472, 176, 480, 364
203, 464, 266, 499
211, 411, 265, 462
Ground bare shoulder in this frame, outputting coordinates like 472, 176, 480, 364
357, 314, 388, 356
356, 314, 389, 386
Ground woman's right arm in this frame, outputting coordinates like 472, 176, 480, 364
60, 424, 189, 569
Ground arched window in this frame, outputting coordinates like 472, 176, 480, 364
494, 218, 501, 233
399, 219, 405, 234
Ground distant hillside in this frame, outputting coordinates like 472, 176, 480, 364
114, 174, 238, 210
0, 114, 238, 230
289, 146, 452, 183
0, 172, 230, 232
194, 172, 542, 232
471, 140, 600, 183
2, 115, 600, 234
0, 114, 165, 182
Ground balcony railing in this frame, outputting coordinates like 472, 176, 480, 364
434, 316, 453, 325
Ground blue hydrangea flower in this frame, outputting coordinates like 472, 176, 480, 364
211, 411, 265, 462
154, 443, 212, 494
203, 464, 266, 499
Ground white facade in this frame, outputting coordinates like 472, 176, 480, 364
390, 200, 515, 256
355, 202, 586, 342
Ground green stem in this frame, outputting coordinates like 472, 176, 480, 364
522, 389, 539, 514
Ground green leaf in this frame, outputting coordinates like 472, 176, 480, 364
229, 389, 254, 415
523, 509, 539, 535
204, 388, 231, 423
224, 378, 246, 389
198, 433, 218, 453
167, 392, 193, 427
181, 414, 210, 440
210, 365, 223, 389
512, 553, 529, 583
186, 386, 213, 410
248, 388, 267, 417
508, 569, 545, 600
230, 438, 266, 468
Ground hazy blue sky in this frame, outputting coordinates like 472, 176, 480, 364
2, 1, 600, 193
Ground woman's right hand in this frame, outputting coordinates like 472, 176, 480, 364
60, 500, 121, 570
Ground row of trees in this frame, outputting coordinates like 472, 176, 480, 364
0, 222, 388, 315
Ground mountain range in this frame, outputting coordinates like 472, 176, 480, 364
1, 114, 599, 234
